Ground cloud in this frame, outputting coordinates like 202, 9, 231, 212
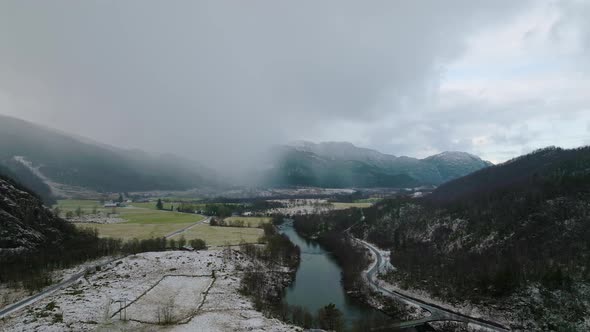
0, 0, 587, 173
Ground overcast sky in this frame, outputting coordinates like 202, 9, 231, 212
1, 1, 589, 169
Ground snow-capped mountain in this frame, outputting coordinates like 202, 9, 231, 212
266, 141, 492, 188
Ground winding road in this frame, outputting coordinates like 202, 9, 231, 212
164, 215, 211, 239
0, 257, 122, 319
0, 214, 209, 319
355, 237, 510, 331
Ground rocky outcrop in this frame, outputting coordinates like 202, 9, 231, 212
0, 176, 73, 255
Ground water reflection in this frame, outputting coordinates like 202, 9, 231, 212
280, 223, 391, 328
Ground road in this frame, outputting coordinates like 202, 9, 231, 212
0, 215, 209, 319
355, 237, 510, 331
0, 257, 122, 319
164, 215, 211, 239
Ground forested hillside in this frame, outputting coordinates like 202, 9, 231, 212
0, 174, 196, 291
361, 146, 590, 330
0, 115, 217, 193
428, 146, 590, 205
266, 142, 491, 188
0, 161, 55, 205
290, 146, 590, 330
0, 174, 105, 289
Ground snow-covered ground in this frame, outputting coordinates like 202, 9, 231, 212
266, 199, 333, 215
66, 213, 125, 224
376, 269, 590, 331
0, 250, 300, 332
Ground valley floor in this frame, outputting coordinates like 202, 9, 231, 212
0, 250, 299, 332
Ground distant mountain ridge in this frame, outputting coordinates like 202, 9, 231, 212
265, 141, 492, 188
0, 114, 218, 198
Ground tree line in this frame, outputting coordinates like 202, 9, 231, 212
0, 227, 207, 293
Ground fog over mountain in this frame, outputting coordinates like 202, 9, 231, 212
1, 1, 590, 175
264, 141, 492, 188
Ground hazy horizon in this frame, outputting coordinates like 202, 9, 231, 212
1, 1, 590, 169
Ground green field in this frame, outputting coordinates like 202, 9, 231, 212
58, 199, 261, 245
129, 201, 175, 210
118, 209, 204, 224
53, 199, 108, 217
354, 198, 382, 203
74, 209, 203, 240
55, 200, 203, 224
223, 216, 271, 228
79, 222, 263, 245
56, 199, 101, 209
77, 223, 194, 241
332, 202, 372, 209
170, 224, 264, 247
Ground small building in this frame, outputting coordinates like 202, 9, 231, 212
104, 201, 118, 208
242, 211, 253, 217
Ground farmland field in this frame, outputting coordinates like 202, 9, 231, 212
58, 199, 261, 245
170, 224, 264, 247
55, 199, 203, 224
223, 216, 271, 228
129, 200, 176, 210
354, 197, 382, 203
118, 209, 204, 224
331, 202, 372, 209
75, 211, 203, 240
56, 199, 102, 209
76, 222, 195, 241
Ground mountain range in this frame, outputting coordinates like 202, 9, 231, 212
0, 114, 217, 200
265, 141, 492, 188
0, 115, 492, 198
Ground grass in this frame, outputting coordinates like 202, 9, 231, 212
55, 199, 204, 224
223, 216, 271, 228
56, 199, 100, 209
54, 199, 108, 217
171, 224, 264, 247
67, 198, 260, 244
354, 198, 382, 203
58, 199, 265, 245
129, 202, 175, 210
57, 198, 205, 240
74, 211, 203, 240
118, 209, 204, 224
331, 202, 372, 209
76, 223, 193, 241
78, 222, 263, 245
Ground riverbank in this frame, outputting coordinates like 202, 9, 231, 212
280, 223, 414, 330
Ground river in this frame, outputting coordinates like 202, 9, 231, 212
279, 223, 392, 328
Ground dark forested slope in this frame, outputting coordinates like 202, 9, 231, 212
0, 114, 217, 193
0, 174, 115, 290
290, 146, 590, 330
0, 161, 55, 205
266, 142, 491, 188
360, 146, 590, 330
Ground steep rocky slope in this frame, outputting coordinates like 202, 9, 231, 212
0, 175, 72, 256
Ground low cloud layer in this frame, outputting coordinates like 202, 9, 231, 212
1, 1, 589, 170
